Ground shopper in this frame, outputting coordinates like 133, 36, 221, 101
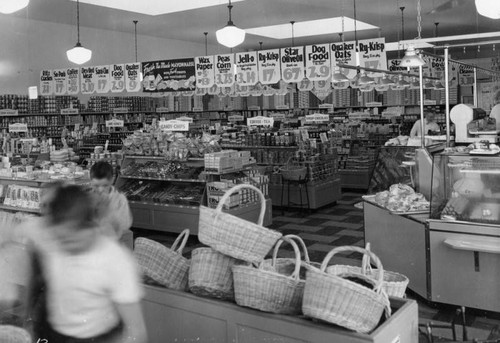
409, 112, 441, 137
89, 161, 133, 241
39, 184, 147, 343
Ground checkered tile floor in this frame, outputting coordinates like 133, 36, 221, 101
133, 191, 500, 342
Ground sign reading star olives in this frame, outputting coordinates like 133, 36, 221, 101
280, 47, 305, 83
110, 64, 125, 93
141, 58, 196, 93
305, 44, 331, 81
40, 70, 54, 96
214, 54, 236, 87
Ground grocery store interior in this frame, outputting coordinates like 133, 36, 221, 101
1, 0, 500, 342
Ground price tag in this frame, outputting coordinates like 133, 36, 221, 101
247, 116, 274, 127
61, 108, 79, 115
275, 105, 289, 110
305, 113, 330, 123
156, 107, 169, 113
53, 69, 68, 95
305, 44, 331, 81
113, 107, 128, 114
80, 66, 97, 94
280, 47, 305, 83
214, 54, 236, 86
66, 68, 80, 95
177, 116, 194, 123
195, 55, 215, 88
110, 64, 126, 93
193, 106, 204, 112
40, 70, 54, 96
228, 115, 244, 122
235, 51, 258, 86
300, 129, 309, 141
95, 65, 111, 93
9, 123, 28, 132
105, 119, 125, 128
0, 109, 19, 116
297, 78, 313, 91
258, 49, 281, 85
159, 119, 189, 131
270, 113, 286, 121
125, 62, 142, 92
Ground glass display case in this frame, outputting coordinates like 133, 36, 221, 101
430, 153, 500, 224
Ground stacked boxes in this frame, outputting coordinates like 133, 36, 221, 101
204, 150, 254, 174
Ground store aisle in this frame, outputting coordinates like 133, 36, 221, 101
133, 191, 500, 342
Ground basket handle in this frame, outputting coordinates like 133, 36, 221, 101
361, 242, 374, 275
265, 236, 302, 281
320, 246, 385, 294
171, 229, 190, 254
272, 234, 311, 264
215, 184, 266, 226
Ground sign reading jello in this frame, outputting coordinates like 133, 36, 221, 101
125, 62, 141, 92
53, 69, 67, 95
330, 41, 357, 79
235, 52, 258, 86
305, 113, 330, 123
214, 54, 235, 86
305, 44, 331, 81
95, 65, 111, 94
280, 47, 305, 83
357, 38, 387, 77
177, 116, 194, 123
80, 66, 97, 94
66, 68, 80, 95
110, 64, 125, 93
9, 123, 28, 132
258, 49, 281, 84
159, 119, 189, 131
247, 116, 274, 127
195, 55, 215, 88
228, 115, 244, 122
105, 119, 124, 128
40, 70, 54, 96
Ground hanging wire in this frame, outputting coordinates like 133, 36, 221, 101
290, 21, 295, 47
259, 41, 263, 50
396, 0, 401, 58
133, 20, 138, 62
204, 32, 208, 55
416, 0, 422, 39
400, 7, 405, 41
76, 0, 81, 43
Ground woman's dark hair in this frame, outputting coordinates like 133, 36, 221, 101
90, 161, 114, 181
46, 184, 94, 228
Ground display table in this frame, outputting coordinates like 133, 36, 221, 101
269, 178, 341, 209
142, 285, 418, 343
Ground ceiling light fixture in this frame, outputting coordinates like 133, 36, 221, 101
400, 0, 426, 67
216, 0, 245, 48
0, 0, 29, 14
66, 0, 92, 65
475, 0, 500, 19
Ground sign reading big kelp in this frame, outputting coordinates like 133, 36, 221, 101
142, 58, 196, 92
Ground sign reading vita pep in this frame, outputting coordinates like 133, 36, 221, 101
305, 44, 331, 81
195, 56, 215, 88
280, 47, 305, 83
258, 49, 281, 85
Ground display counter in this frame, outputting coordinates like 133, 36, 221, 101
142, 284, 418, 343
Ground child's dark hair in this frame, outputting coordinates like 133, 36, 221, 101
46, 184, 94, 228
90, 161, 114, 181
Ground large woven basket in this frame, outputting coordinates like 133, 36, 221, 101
134, 229, 190, 291
280, 158, 307, 181
198, 184, 282, 264
326, 243, 409, 298
0, 326, 31, 343
302, 246, 391, 334
232, 238, 305, 315
188, 247, 247, 301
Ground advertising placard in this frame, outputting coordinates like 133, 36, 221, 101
95, 65, 111, 94
195, 55, 215, 88
280, 47, 305, 83
110, 64, 126, 93
67, 68, 80, 95
330, 41, 357, 80
305, 44, 331, 81
80, 66, 97, 94
125, 62, 142, 92
105, 119, 124, 128
247, 116, 274, 126
214, 54, 236, 87
357, 38, 387, 77
258, 49, 281, 85
235, 51, 259, 86
40, 70, 54, 96
141, 59, 196, 93
53, 69, 67, 95
159, 119, 190, 131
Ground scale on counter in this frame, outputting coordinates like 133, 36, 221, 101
451, 104, 500, 144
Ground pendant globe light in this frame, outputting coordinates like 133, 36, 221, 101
400, 0, 426, 67
67, 0, 92, 65
0, 0, 29, 14
475, 0, 500, 19
216, 0, 245, 48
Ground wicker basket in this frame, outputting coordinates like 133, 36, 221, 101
134, 229, 190, 291
198, 184, 282, 264
280, 158, 307, 181
232, 238, 305, 315
0, 326, 31, 343
326, 243, 409, 298
188, 247, 247, 301
302, 246, 391, 334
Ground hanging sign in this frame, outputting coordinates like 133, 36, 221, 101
459, 64, 474, 86
235, 51, 259, 86
61, 108, 79, 115
207, 84, 219, 95
388, 59, 410, 72
125, 62, 142, 92
357, 38, 387, 77
305, 44, 331, 81
297, 78, 314, 91
53, 69, 67, 95
305, 113, 330, 123
105, 119, 124, 128
249, 83, 263, 97
9, 123, 28, 132
95, 65, 111, 94
159, 119, 189, 131
214, 54, 236, 87
177, 116, 194, 123
330, 41, 357, 79
195, 55, 215, 88
280, 47, 305, 83
110, 64, 126, 93
228, 115, 244, 122
313, 79, 331, 91
247, 116, 274, 126
80, 66, 97, 94
66, 68, 80, 95
40, 70, 54, 96
449, 63, 459, 88
312, 88, 332, 101
258, 49, 281, 84
141, 58, 196, 92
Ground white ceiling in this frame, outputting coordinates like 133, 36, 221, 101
12, 0, 500, 60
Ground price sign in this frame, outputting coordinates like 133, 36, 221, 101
125, 62, 141, 92
305, 44, 331, 81
80, 66, 97, 94
95, 65, 111, 93
193, 106, 203, 112
195, 55, 215, 88
247, 116, 274, 127
270, 113, 286, 121
330, 41, 357, 79
0, 109, 18, 116
110, 64, 125, 93
214, 54, 235, 86
280, 47, 305, 83
207, 84, 219, 95
74, 123, 81, 131
61, 108, 79, 115
459, 64, 474, 86
228, 115, 244, 122
312, 88, 332, 101
9, 123, 28, 132
357, 38, 387, 77
156, 107, 169, 113
258, 49, 281, 85
53, 69, 67, 95
297, 78, 313, 91
235, 51, 258, 86
235, 84, 249, 97
320, 132, 328, 143
113, 107, 129, 114
248, 106, 261, 111
177, 116, 194, 123
66, 68, 80, 95
313, 80, 331, 91
306, 113, 330, 123
275, 105, 289, 110
40, 70, 54, 96
105, 119, 124, 128
159, 119, 189, 131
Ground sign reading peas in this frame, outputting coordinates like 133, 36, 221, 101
214, 54, 236, 86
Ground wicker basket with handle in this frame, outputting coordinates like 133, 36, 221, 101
198, 184, 282, 264
0, 325, 31, 343
302, 246, 391, 334
134, 229, 190, 291
232, 237, 305, 315
280, 158, 307, 181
